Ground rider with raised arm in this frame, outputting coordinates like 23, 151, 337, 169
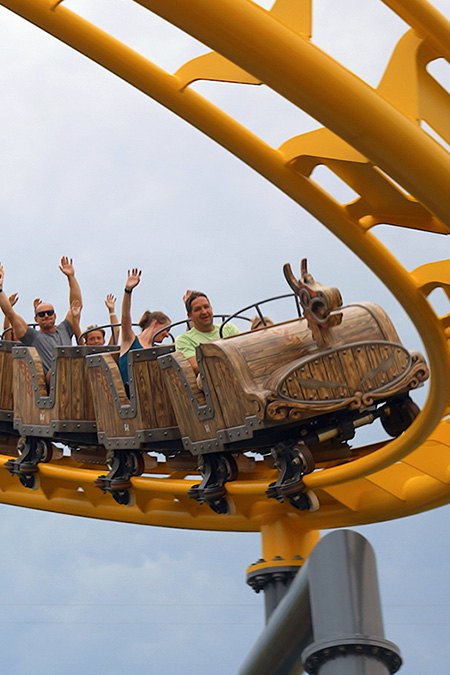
118, 268, 171, 386
0, 257, 83, 383
2, 292, 19, 340
79, 294, 120, 346
175, 290, 240, 375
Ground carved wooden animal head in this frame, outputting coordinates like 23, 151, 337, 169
283, 258, 343, 328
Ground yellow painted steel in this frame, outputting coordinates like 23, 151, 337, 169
0, 0, 450, 549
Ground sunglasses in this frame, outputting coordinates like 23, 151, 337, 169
36, 309, 55, 318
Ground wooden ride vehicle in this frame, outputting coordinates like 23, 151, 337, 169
0, 340, 14, 433
85, 260, 428, 514
86, 344, 181, 503
4, 343, 119, 488
0, 339, 21, 457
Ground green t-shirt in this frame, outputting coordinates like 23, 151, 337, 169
175, 323, 240, 360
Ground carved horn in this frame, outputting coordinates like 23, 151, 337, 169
301, 258, 308, 280
283, 262, 300, 294
300, 258, 314, 284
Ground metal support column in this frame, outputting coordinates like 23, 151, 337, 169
246, 518, 319, 622
302, 530, 401, 674
240, 530, 402, 675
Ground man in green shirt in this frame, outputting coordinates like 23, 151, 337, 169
175, 291, 240, 375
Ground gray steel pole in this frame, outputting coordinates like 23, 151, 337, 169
239, 559, 312, 675
239, 530, 402, 675
302, 530, 401, 674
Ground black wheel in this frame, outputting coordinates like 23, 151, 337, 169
38, 440, 53, 463
296, 444, 315, 474
131, 452, 145, 477
19, 473, 37, 490
287, 489, 320, 512
381, 397, 420, 437
112, 489, 130, 506
208, 495, 235, 515
223, 455, 238, 482
16, 437, 26, 456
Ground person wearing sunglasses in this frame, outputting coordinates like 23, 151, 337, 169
0, 257, 83, 383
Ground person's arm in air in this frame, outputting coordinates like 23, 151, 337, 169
68, 300, 82, 343
120, 269, 141, 355
0, 264, 29, 340
105, 294, 119, 345
2, 293, 19, 340
60, 256, 83, 328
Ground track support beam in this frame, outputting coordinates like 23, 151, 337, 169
240, 530, 402, 675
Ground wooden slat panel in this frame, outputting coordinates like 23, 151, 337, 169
88, 366, 114, 436
146, 361, 177, 428
178, 358, 206, 406
88, 363, 141, 438
336, 348, 364, 392
163, 367, 212, 441
13, 354, 50, 426
56, 357, 72, 420
71, 356, 85, 419
133, 361, 155, 428
229, 305, 390, 384
240, 325, 314, 381
307, 355, 334, 401
351, 345, 373, 392
82, 359, 96, 420
0, 351, 5, 408
0, 351, 13, 411
202, 356, 248, 427
322, 351, 348, 400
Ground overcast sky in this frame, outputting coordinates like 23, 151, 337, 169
0, 1, 450, 673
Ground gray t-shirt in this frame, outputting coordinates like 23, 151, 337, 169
20, 320, 74, 372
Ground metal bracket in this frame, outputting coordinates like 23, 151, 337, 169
4, 436, 53, 489
188, 452, 238, 514
94, 450, 144, 505
266, 441, 318, 511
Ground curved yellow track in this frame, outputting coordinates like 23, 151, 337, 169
1, 0, 450, 550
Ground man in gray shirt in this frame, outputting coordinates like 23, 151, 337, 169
0, 257, 83, 380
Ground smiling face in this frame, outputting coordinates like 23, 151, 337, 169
188, 295, 214, 333
85, 330, 105, 346
34, 303, 57, 332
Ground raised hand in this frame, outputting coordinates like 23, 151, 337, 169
105, 294, 117, 312
8, 293, 18, 307
69, 299, 82, 319
33, 297, 43, 310
59, 256, 75, 278
125, 268, 141, 291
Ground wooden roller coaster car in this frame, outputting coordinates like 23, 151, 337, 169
84, 260, 428, 513
0, 340, 20, 460
0, 340, 14, 434
0, 260, 428, 512
3, 344, 119, 488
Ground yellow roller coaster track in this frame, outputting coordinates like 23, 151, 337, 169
1, 0, 450, 562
